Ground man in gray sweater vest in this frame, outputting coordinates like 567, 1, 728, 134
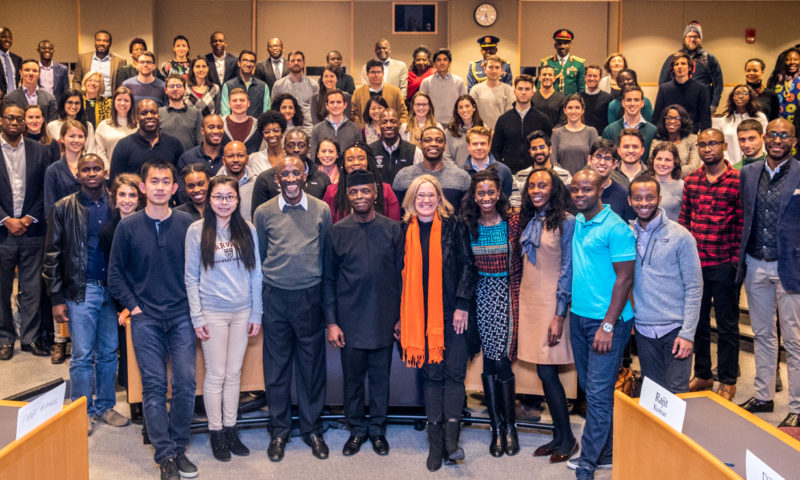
253, 155, 332, 462
629, 174, 702, 394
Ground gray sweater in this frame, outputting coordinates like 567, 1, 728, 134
632, 209, 703, 341
252, 194, 332, 290
184, 221, 263, 328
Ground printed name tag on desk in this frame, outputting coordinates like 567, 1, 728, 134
16, 382, 66, 440
746, 450, 785, 480
638, 376, 686, 433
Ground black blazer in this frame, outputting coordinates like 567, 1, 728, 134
39, 62, 70, 102
255, 58, 288, 91
737, 158, 800, 293
0, 51, 22, 95
204, 52, 239, 88
4, 88, 58, 122
0, 137, 49, 240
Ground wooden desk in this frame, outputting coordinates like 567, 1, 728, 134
0, 397, 88, 480
613, 390, 800, 479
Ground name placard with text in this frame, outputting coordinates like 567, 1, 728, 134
638, 376, 686, 433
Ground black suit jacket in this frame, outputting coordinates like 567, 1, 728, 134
38, 62, 69, 101
0, 51, 22, 95
4, 88, 58, 122
0, 137, 48, 240
204, 52, 238, 87
254, 57, 288, 91
737, 159, 800, 292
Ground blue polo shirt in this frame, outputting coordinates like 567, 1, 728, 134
571, 204, 636, 321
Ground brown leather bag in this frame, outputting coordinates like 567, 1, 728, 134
615, 366, 638, 397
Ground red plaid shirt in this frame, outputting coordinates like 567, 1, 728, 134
678, 162, 743, 267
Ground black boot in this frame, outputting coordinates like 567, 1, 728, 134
224, 426, 250, 456
443, 419, 465, 464
498, 376, 520, 456
210, 429, 231, 462
482, 374, 505, 457
426, 422, 444, 472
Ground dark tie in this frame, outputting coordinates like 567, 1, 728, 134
2, 53, 15, 93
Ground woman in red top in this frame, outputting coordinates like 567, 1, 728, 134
407, 46, 434, 103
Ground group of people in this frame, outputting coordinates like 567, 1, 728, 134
1, 19, 799, 480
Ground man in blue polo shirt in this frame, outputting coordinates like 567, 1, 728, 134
567, 168, 635, 480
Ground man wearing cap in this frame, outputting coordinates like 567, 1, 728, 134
539, 29, 585, 95
466, 36, 512, 92
323, 169, 404, 456
657, 20, 723, 113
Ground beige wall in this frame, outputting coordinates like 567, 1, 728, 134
449, 0, 518, 84
3, 0, 79, 60
79, 0, 154, 62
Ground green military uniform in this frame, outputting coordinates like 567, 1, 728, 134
538, 54, 585, 95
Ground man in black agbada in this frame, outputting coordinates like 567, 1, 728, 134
323, 169, 403, 457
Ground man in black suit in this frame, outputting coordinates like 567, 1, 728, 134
37, 40, 69, 102
0, 27, 22, 96
0, 105, 49, 360
4, 59, 58, 122
255, 37, 287, 91
205, 31, 238, 88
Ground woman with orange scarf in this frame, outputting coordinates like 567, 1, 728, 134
396, 175, 477, 472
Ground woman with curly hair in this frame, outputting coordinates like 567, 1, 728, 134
270, 93, 304, 133
460, 168, 521, 458
649, 104, 700, 177
407, 45, 434, 102
766, 47, 800, 122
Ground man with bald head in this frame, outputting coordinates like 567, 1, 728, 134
253, 155, 332, 462
178, 114, 225, 174
736, 118, 800, 428
679, 128, 743, 401
568, 168, 635, 477
255, 37, 288, 91
360, 39, 408, 98
217, 141, 255, 221
369, 108, 423, 186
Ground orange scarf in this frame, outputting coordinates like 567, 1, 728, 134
400, 213, 444, 367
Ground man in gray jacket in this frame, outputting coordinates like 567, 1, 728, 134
628, 174, 702, 394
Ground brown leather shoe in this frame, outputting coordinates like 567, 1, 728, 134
550, 441, 579, 463
51, 343, 67, 364
689, 376, 714, 392
716, 383, 737, 401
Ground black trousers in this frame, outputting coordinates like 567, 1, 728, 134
341, 345, 393, 436
695, 262, 740, 385
0, 235, 43, 346
262, 283, 326, 439
421, 319, 468, 423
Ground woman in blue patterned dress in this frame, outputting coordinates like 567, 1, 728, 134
766, 47, 800, 123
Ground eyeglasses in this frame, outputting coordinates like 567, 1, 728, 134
733, 90, 750, 97
592, 154, 615, 163
697, 141, 724, 148
415, 193, 438, 200
664, 115, 681, 121
210, 194, 238, 203
766, 131, 792, 141
166, 84, 184, 89
2, 115, 25, 124
138, 60, 154, 65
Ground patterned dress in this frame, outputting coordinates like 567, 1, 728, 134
471, 221, 511, 361
774, 74, 800, 122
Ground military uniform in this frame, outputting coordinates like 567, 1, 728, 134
539, 54, 585, 95
467, 35, 513, 92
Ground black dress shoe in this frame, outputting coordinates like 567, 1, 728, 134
778, 412, 800, 428
0, 344, 12, 361
739, 397, 774, 413
303, 433, 329, 459
370, 434, 389, 455
21, 342, 50, 357
267, 436, 287, 462
342, 434, 367, 456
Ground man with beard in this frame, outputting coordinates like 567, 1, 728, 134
216, 141, 256, 221
532, 65, 566, 127
255, 37, 288, 91
159, 74, 202, 151
251, 129, 330, 214
736, 118, 800, 428
205, 32, 238, 88
628, 174, 702, 394
110, 99, 184, 181
510, 130, 570, 208
369, 109, 422, 187
567, 168, 635, 479
679, 128, 742, 401
254, 155, 332, 462
611, 128, 647, 188
220, 50, 270, 118
539, 29, 585, 95
121, 51, 166, 107
392, 126, 471, 212
72, 30, 126, 96
178, 114, 225, 174
658, 21, 723, 114
360, 39, 408, 98
271, 51, 318, 127
323, 169, 403, 456
586, 138, 635, 221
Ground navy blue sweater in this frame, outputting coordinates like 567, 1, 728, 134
107, 209, 194, 319
109, 132, 184, 181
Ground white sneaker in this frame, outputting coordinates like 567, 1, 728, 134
567, 458, 612, 470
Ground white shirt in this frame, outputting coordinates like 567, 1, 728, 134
39, 62, 54, 94
0, 135, 26, 219
214, 53, 226, 83
278, 190, 308, 212
90, 54, 112, 97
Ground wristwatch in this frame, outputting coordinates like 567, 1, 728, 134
601, 322, 614, 333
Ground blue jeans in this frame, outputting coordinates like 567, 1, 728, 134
570, 313, 631, 476
131, 311, 196, 464
66, 282, 119, 417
